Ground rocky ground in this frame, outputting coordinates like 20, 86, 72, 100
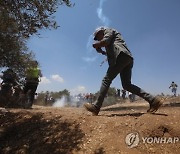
0, 96, 180, 154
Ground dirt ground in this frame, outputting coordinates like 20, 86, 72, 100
0, 96, 180, 154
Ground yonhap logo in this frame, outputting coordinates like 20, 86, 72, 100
142, 137, 180, 144
125, 132, 140, 148
125, 132, 180, 148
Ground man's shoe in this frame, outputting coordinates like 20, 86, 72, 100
147, 97, 164, 113
84, 103, 100, 116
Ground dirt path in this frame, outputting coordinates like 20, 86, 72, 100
0, 98, 180, 154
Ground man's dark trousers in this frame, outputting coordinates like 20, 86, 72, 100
24, 80, 38, 106
95, 52, 154, 109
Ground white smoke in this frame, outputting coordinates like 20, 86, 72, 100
52, 95, 86, 108
97, 0, 110, 26
84, 0, 110, 63
53, 96, 67, 107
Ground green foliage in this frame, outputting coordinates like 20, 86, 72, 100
36, 89, 70, 106
0, 0, 73, 80
107, 87, 117, 97
93, 87, 118, 107
0, 0, 73, 38
102, 96, 118, 107
0, 35, 35, 82
95, 87, 117, 97
50, 89, 70, 100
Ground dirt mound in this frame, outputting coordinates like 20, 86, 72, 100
0, 108, 84, 154
0, 97, 180, 154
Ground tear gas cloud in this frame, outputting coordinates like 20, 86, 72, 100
52, 95, 86, 108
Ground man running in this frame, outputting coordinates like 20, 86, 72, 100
84, 27, 163, 115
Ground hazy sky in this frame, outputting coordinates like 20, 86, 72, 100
28, 0, 180, 95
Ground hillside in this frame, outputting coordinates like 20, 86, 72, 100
0, 97, 180, 154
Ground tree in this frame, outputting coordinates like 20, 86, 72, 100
107, 87, 117, 97
0, 0, 73, 79
0, 32, 35, 82
0, 0, 73, 38
95, 87, 117, 97
36, 89, 70, 106
58, 89, 70, 97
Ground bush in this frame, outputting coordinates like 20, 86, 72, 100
102, 96, 118, 107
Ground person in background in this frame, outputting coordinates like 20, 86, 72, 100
169, 81, 178, 97
129, 92, 135, 102
116, 89, 121, 97
84, 26, 163, 115
24, 60, 42, 108
1, 68, 18, 86
89, 93, 94, 104
121, 89, 126, 100
44, 91, 49, 105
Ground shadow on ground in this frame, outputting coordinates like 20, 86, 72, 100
105, 112, 168, 117
106, 112, 145, 117
0, 111, 84, 154
101, 105, 148, 112
101, 101, 180, 113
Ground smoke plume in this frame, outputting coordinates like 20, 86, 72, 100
84, 0, 110, 63
52, 95, 86, 108
97, 0, 110, 26
52, 96, 67, 107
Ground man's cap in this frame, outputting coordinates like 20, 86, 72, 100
93, 27, 105, 40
